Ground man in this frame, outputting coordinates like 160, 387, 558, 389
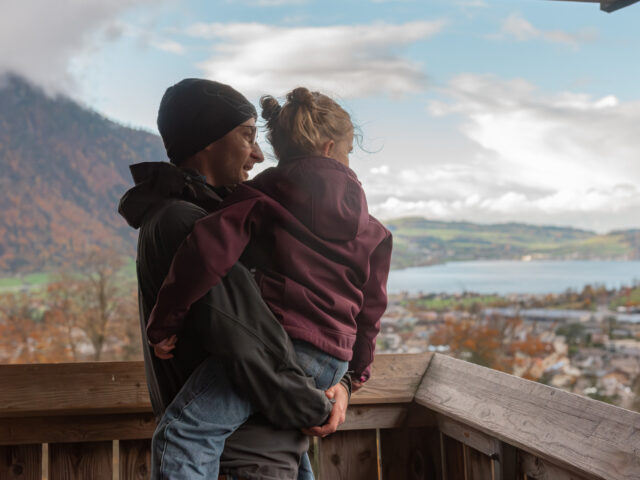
118, 79, 349, 479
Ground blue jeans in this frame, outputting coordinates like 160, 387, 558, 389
151, 340, 348, 480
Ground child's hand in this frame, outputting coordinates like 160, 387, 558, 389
152, 335, 178, 359
352, 380, 364, 392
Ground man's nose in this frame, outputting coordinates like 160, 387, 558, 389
251, 143, 265, 163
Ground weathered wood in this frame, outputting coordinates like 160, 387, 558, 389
49, 441, 112, 480
519, 451, 593, 480
0, 362, 150, 417
351, 353, 432, 405
466, 447, 492, 480
318, 430, 378, 480
0, 413, 156, 445
119, 439, 151, 480
437, 415, 499, 458
415, 354, 640, 480
342, 403, 435, 431
494, 442, 517, 480
380, 427, 440, 480
441, 434, 465, 480
0, 444, 41, 480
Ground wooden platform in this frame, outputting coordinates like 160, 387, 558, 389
1, 353, 638, 479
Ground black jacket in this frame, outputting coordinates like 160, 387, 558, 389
118, 162, 336, 428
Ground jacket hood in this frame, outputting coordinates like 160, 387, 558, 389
251, 156, 369, 242
118, 162, 222, 229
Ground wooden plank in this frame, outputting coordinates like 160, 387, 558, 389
341, 403, 435, 431
0, 362, 151, 417
380, 427, 441, 480
0, 444, 41, 480
318, 430, 378, 480
49, 441, 112, 480
441, 434, 465, 480
0, 354, 429, 417
119, 439, 151, 480
494, 442, 517, 480
351, 353, 432, 405
437, 415, 500, 458
465, 447, 492, 480
0, 413, 156, 445
415, 354, 640, 480
520, 451, 593, 480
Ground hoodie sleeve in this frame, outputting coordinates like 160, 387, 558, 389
349, 228, 393, 382
146, 186, 264, 345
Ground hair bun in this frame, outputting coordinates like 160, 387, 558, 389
260, 95, 282, 122
287, 87, 314, 108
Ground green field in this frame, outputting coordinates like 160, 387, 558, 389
387, 218, 639, 269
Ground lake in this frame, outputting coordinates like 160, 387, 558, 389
387, 260, 640, 295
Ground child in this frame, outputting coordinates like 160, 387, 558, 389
148, 87, 392, 479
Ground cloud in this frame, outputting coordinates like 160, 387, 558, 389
186, 21, 446, 97
500, 13, 597, 47
151, 40, 185, 55
370, 73, 640, 231
0, 0, 156, 94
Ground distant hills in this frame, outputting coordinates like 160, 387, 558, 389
0, 74, 638, 274
387, 217, 640, 269
0, 74, 165, 272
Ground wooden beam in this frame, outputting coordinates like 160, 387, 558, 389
0, 414, 156, 446
415, 353, 640, 480
0, 354, 432, 417
0, 362, 151, 417
351, 353, 433, 405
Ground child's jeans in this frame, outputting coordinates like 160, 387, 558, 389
151, 339, 349, 480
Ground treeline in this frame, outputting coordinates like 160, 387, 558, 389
0, 245, 141, 363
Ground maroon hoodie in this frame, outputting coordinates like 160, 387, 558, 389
147, 155, 392, 382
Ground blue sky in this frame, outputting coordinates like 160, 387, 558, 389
2, 0, 639, 232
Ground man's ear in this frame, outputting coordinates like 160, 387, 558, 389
321, 139, 335, 158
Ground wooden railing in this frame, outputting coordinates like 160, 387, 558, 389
1, 353, 638, 479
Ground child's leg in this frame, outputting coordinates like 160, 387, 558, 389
151, 356, 253, 480
292, 340, 349, 480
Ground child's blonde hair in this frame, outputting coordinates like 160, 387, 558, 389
260, 87, 353, 160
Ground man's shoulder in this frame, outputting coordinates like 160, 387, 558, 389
144, 198, 208, 234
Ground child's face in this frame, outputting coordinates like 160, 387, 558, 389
331, 130, 354, 167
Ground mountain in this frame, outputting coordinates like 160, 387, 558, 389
387, 217, 640, 269
0, 74, 638, 274
0, 74, 165, 273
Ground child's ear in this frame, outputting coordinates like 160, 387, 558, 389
321, 139, 335, 158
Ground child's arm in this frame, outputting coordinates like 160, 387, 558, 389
349, 230, 393, 384
146, 187, 265, 345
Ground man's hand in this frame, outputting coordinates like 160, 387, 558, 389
301, 382, 349, 438
152, 335, 178, 359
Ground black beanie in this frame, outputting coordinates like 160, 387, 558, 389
157, 78, 257, 165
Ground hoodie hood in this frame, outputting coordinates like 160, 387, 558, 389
118, 162, 222, 229
249, 156, 369, 242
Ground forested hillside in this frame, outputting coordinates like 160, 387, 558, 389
388, 217, 640, 269
0, 74, 165, 273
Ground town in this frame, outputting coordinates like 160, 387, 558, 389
377, 285, 640, 411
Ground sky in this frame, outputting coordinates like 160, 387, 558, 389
1, 0, 639, 233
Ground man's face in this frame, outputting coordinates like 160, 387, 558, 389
202, 118, 264, 186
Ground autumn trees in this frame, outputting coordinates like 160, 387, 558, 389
429, 314, 553, 380
0, 245, 140, 363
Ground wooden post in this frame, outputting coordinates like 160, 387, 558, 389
119, 439, 151, 480
317, 430, 379, 480
0, 444, 41, 480
465, 446, 492, 480
379, 427, 441, 480
49, 441, 112, 480
441, 434, 465, 480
